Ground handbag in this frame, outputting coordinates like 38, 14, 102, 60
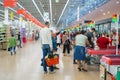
64, 39, 70, 45
8, 47, 10, 51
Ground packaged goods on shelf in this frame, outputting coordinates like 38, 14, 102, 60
0, 25, 11, 50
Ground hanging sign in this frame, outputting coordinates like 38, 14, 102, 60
4, 0, 17, 7
17, 9, 26, 15
112, 14, 118, 23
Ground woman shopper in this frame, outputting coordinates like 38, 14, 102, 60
9, 34, 17, 55
96, 32, 109, 49
51, 31, 59, 70
57, 33, 61, 47
74, 30, 90, 72
62, 31, 70, 56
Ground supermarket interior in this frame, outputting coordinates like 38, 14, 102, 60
0, 0, 120, 80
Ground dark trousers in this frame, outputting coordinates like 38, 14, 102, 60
18, 39, 22, 48
10, 46, 16, 54
57, 43, 60, 47
63, 44, 70, 54
42, 44, 54, 72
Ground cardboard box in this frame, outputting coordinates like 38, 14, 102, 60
100, 65, 106, 80
106, 73, 112, 80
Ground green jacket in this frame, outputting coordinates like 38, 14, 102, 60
9, 37, 17, 47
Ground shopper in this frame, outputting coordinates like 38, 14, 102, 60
56, 33, 61, 47
32, 30, 35, 41
60, 33, 63, 44
96, 32, 109, 49
74, 30, 90, 72
62, 31, 70, 56
9, 34, 17, 55
35, 30, 39, 41
86, 28, 96, 48
51, 31, 59, 70
18, 32, 22, 48
40, 21, 55, 74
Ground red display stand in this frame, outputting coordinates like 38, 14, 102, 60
87, 49, 120, 55
102, 55, 120, 65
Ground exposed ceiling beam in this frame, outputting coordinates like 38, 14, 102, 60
39, 1, 45, 12
56, 0, 70, 26
32, 0, 45, 21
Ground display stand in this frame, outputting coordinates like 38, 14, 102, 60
101, 14, 120, 80
100, 65, 106, 80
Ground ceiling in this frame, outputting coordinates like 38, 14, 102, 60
0, 0, 67, 25
81, 0, 120, 23
0, 0, 120, 28
17, 0, 67, 24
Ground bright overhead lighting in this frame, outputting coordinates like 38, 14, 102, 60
89, 11, 91, 13
103, 13, 106, 15
55, 0, 59, 3
56, 0, 70, 26
49, 0, 52, 23
39, 1, 45, 12
116, 1, 119, 4
95, 7, 97, 10
100, 9, 103, 12
32, 0, 45, 21
107, 11, 110, 14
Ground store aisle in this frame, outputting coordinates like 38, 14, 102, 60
0, 41, 99, 80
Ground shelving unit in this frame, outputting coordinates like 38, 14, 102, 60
0, 25, 11, 50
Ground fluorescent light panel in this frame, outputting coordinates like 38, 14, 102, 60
32, 0, 45, 21
49, 0, 52, 23
56, 0, 70, 26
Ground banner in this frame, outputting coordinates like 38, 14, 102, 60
17, 9, 26, 15
4, 0, 17, 7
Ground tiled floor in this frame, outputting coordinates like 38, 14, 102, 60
0, 41, 99, 80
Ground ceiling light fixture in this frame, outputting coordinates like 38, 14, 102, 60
116, 1, 119, 4
95, 7, 97, 10
56, 0, 70, 26
107, 11, 110, 14
89, 11, 91, 13
55, 0, 59, 3
100, 9, 103, 12
49, 0, 52, 23
103, 13, 106, 15
39, 1, 45, 12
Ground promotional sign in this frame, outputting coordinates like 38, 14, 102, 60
17, 9, 26, 15
4, 0, 17, 7
10, 11, 14, 20
112, 14, 118, 23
